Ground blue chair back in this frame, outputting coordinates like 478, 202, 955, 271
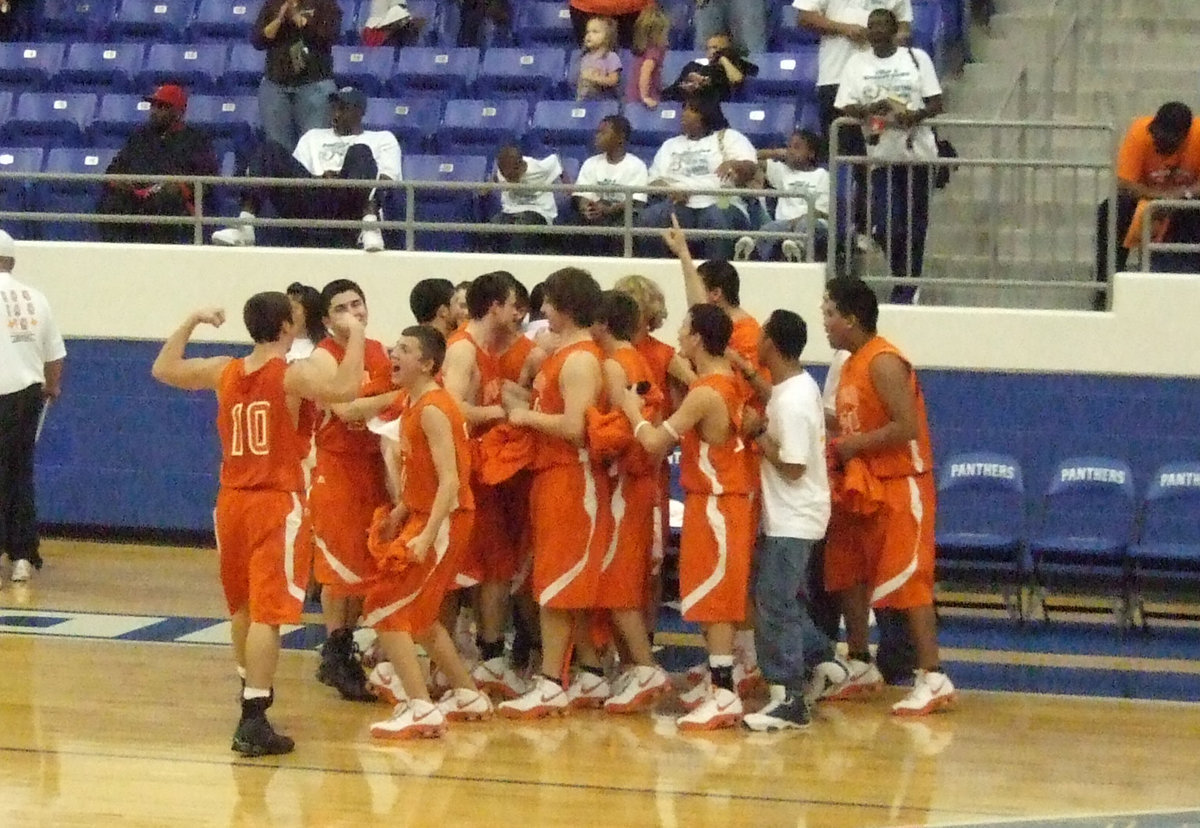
1138, 462, 1200, 549
91, 93, 151, 147
108, 0, 195, 42
0, 147, 46, 238
391, 47, 480, 98
746, 48, 819, 104
935, 452, 1025, 555
140, 43, 230, 93
0, 43, 66, 91
401, 153, 489, 251
437, 98, 529, 155
37, 147, 117, 240
1032, 456, 1135, 560
190, 0, 264, 41
475, 47, 567, 101
7, 92, 97, 146
364, 97, 444, 153
513, 3, 574, 48
531, 99, 619, 158
60, 43, 145, 92
332, 46, 397, 95
723, 102, 797, 147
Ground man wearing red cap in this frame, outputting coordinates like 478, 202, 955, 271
96, 84, 219, 245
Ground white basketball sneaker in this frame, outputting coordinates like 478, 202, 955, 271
677, 687, 743, 732
369, 698, 446, 740
472, 656, 529, 700
807, 657, 884, 702
565, 671, 610, 709
366, 661, 407, 706
678, 676, 712, 712
603, 665, 669, 714
891, 670, 957, 717
359, 214, 385, 252
497, 675, 569, 720
436, 688, 494, 721
11, 559, 32, 582
211, 211, 256, 246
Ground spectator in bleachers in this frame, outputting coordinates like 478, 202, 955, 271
795, 0, 912, 138
571, 114, 649, 255
692, 0, 768, 55
457, 0, 511, 48
487, 145, 564, 254
252, 0, 341, 150
211, 86, 400, 252
575, 16, 622, 101
96, 84, 219, 245
626, 4, 669, 109
361, 0, 427, 47
568, 0, 651, 51
662, 32, 757, 107
834, 8, 941, 304
1096, 102, 1200, 298
635, 97, 757, 260
734, 128, 829, 262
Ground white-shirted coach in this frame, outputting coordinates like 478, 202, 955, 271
0, 230, 66, 584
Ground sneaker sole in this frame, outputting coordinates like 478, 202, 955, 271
497, 704, 568, 720
678, 713, 742, 732
742, 718, 810, 732
370, 686, 405, 706
442, 708, 493, 722
568, 696, 608, 710
822, 681, 884, 702
231, 738, 295, 757
604, 684, 668, 714
476, 679, 524, 700
370, 724, 446, 740
892, 691, 957, 717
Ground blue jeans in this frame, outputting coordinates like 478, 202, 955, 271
754, 217, 828, 262
693, 0, 767, 54
636, 199, 748, 260
258, 77, 336, 152
753, 535, 833, 691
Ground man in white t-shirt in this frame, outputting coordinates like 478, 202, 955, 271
795, 0, 912, 136
213, 86, 402, 252
739, 309, 833, 732
736, 128, 831, 262
834, 8, 941, 304
0, 231, 66, 585
572, 114, 648, 256
488, 145, 563, 254
636, 98, 758, 260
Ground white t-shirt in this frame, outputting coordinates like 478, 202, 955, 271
648, 128, 758, 210
293, 128, 403, 182
0, 271, 66, 395
834, 46, 940, 162
759, 371, 830, 540
765, 161, 831, 221
286, 337, 315, 363
498, 154, 563, 223
574, 153, 649, 205
793, 0, 914, 87
822, 349, 849, 419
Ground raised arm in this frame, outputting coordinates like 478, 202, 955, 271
284, 314, 365, 403
151, 308, 232, 391
663, 213, 708, 306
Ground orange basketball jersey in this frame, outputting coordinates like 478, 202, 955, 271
448, 328, 502, 435
678, 373, 753, 496
216, 358, 305, 492
314, 337, 393, 456
634, 335, 675, 399
610, 345, 663, 477
496, 333, 535, 384
530, 339, 604, 470
400, 387, 476, 516
834, 336, 933, 479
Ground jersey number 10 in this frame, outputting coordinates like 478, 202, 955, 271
230, 401, 271, 456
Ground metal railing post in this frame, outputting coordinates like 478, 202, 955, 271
404, 181, 415, 252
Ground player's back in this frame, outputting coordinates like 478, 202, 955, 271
400, 388, 475, 514
679, 373, 753, 496
216, 358, 305, 492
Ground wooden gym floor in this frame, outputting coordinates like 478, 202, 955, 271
1, 539, 1198, 827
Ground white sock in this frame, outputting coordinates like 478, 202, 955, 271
708, 654, 734, 669
768, 683, 787, 703
242, 686, 271, 700
734, 630, 758, 666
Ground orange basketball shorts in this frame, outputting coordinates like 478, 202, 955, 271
678, 492, 753, 624
310, 453, 389, 598
529, 460, 611, 610
595, 470, 656, 610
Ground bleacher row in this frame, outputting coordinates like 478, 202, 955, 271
936, 453, 1200, 626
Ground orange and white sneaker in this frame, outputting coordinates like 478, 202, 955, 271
472, 656, 529, 700
684, 662, 708, 686
565, 671, 611, 709
677, 687, 743, 731
678, 676, 712, 712
370, 699, 446, 740
498, 675, 570, 720
891, 670, 957, 717
808, 658, 884, 702
734, 663, 766, 697
367, 661, 408, 706
436, 688, 494, 721
604, 665, 670, 714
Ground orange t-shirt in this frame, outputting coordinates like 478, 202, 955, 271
216, 357, 305, 492
728, 313, 771, 406
834, 336, 932, 479
531, 339, 604, 470
678, 373, 753, 497
399, 387, 475, 515
314, 337, 393, 456
1117, 116, 1200, 248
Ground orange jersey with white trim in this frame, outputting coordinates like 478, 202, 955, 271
495, 333, 535, 384
678, 374, 753, 496
611, 345, 663, 476
729, 313, 770, 405
634, 335, 675, 399
400, 387, 475, 514
530, 339, 603, 470
314, 337, 393, 456
834, 335, 933, 478
448, 328, 502, 436
216, 358, 305, 492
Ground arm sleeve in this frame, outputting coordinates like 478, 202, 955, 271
774, 393, 815, 466
915, 49, 941, 99
833, 57, 862, 108
375, 133, 402, 181
764, 159, 784, 190
292, 131, 316, 173
630, 158, 649, 203
40, 301, 67, 363
574, 157, 598, 201
1115, 122, 1148, 183
814, 169, 831, 216
725, 129, 758, 162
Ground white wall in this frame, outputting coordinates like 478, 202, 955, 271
14, 240, 1200, 377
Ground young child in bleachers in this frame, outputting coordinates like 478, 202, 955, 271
576, 16, 622, 101
735, 129, 830, 263
626, 4, 669, 109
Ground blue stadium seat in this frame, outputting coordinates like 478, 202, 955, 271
746, 49, 819, 104
186, 94, 259, 160
625, 102, 683, 159
332, 45, 397, 95
40, 0, 116, 39
662, 0, 693, 49
36, 147, 117, 241
108, 0, 196, 42
363, 97, 443, 153
0, 147, 46, 239
5, 92, 97, 146
513, 2, 574, 48
775, 6, 822, 48
401, 153, 488, 251
403, 0, 442, 47
224, 42, 264, 94
59, 43, 146, 93
139, 43, 229, 93
437, 98, 529, 156
474, 47, 567, 102
0, 43, 67, 91
390, 47, 479, 98
190, 0, 264, 41
1129, 462, 1200, 618
531, 99, 620, 160
1029, 456, 1136, 618
212, 149, 241, 216
91, 93, 151, 147
935, 452, 1032, 617
723, 102, 797, 147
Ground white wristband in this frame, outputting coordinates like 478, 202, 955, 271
662, 421, 680, 441
634, 420, 652, 439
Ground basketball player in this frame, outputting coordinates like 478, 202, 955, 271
151, 293, 365, 756
310, 279, 398, 701
498, 267, 613, 718
813, 277, 956, 716
624, 303, 754, 730
409, 278, 458, 338
365, 326, 492, 739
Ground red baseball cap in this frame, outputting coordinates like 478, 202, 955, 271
145, 84, 188, 111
